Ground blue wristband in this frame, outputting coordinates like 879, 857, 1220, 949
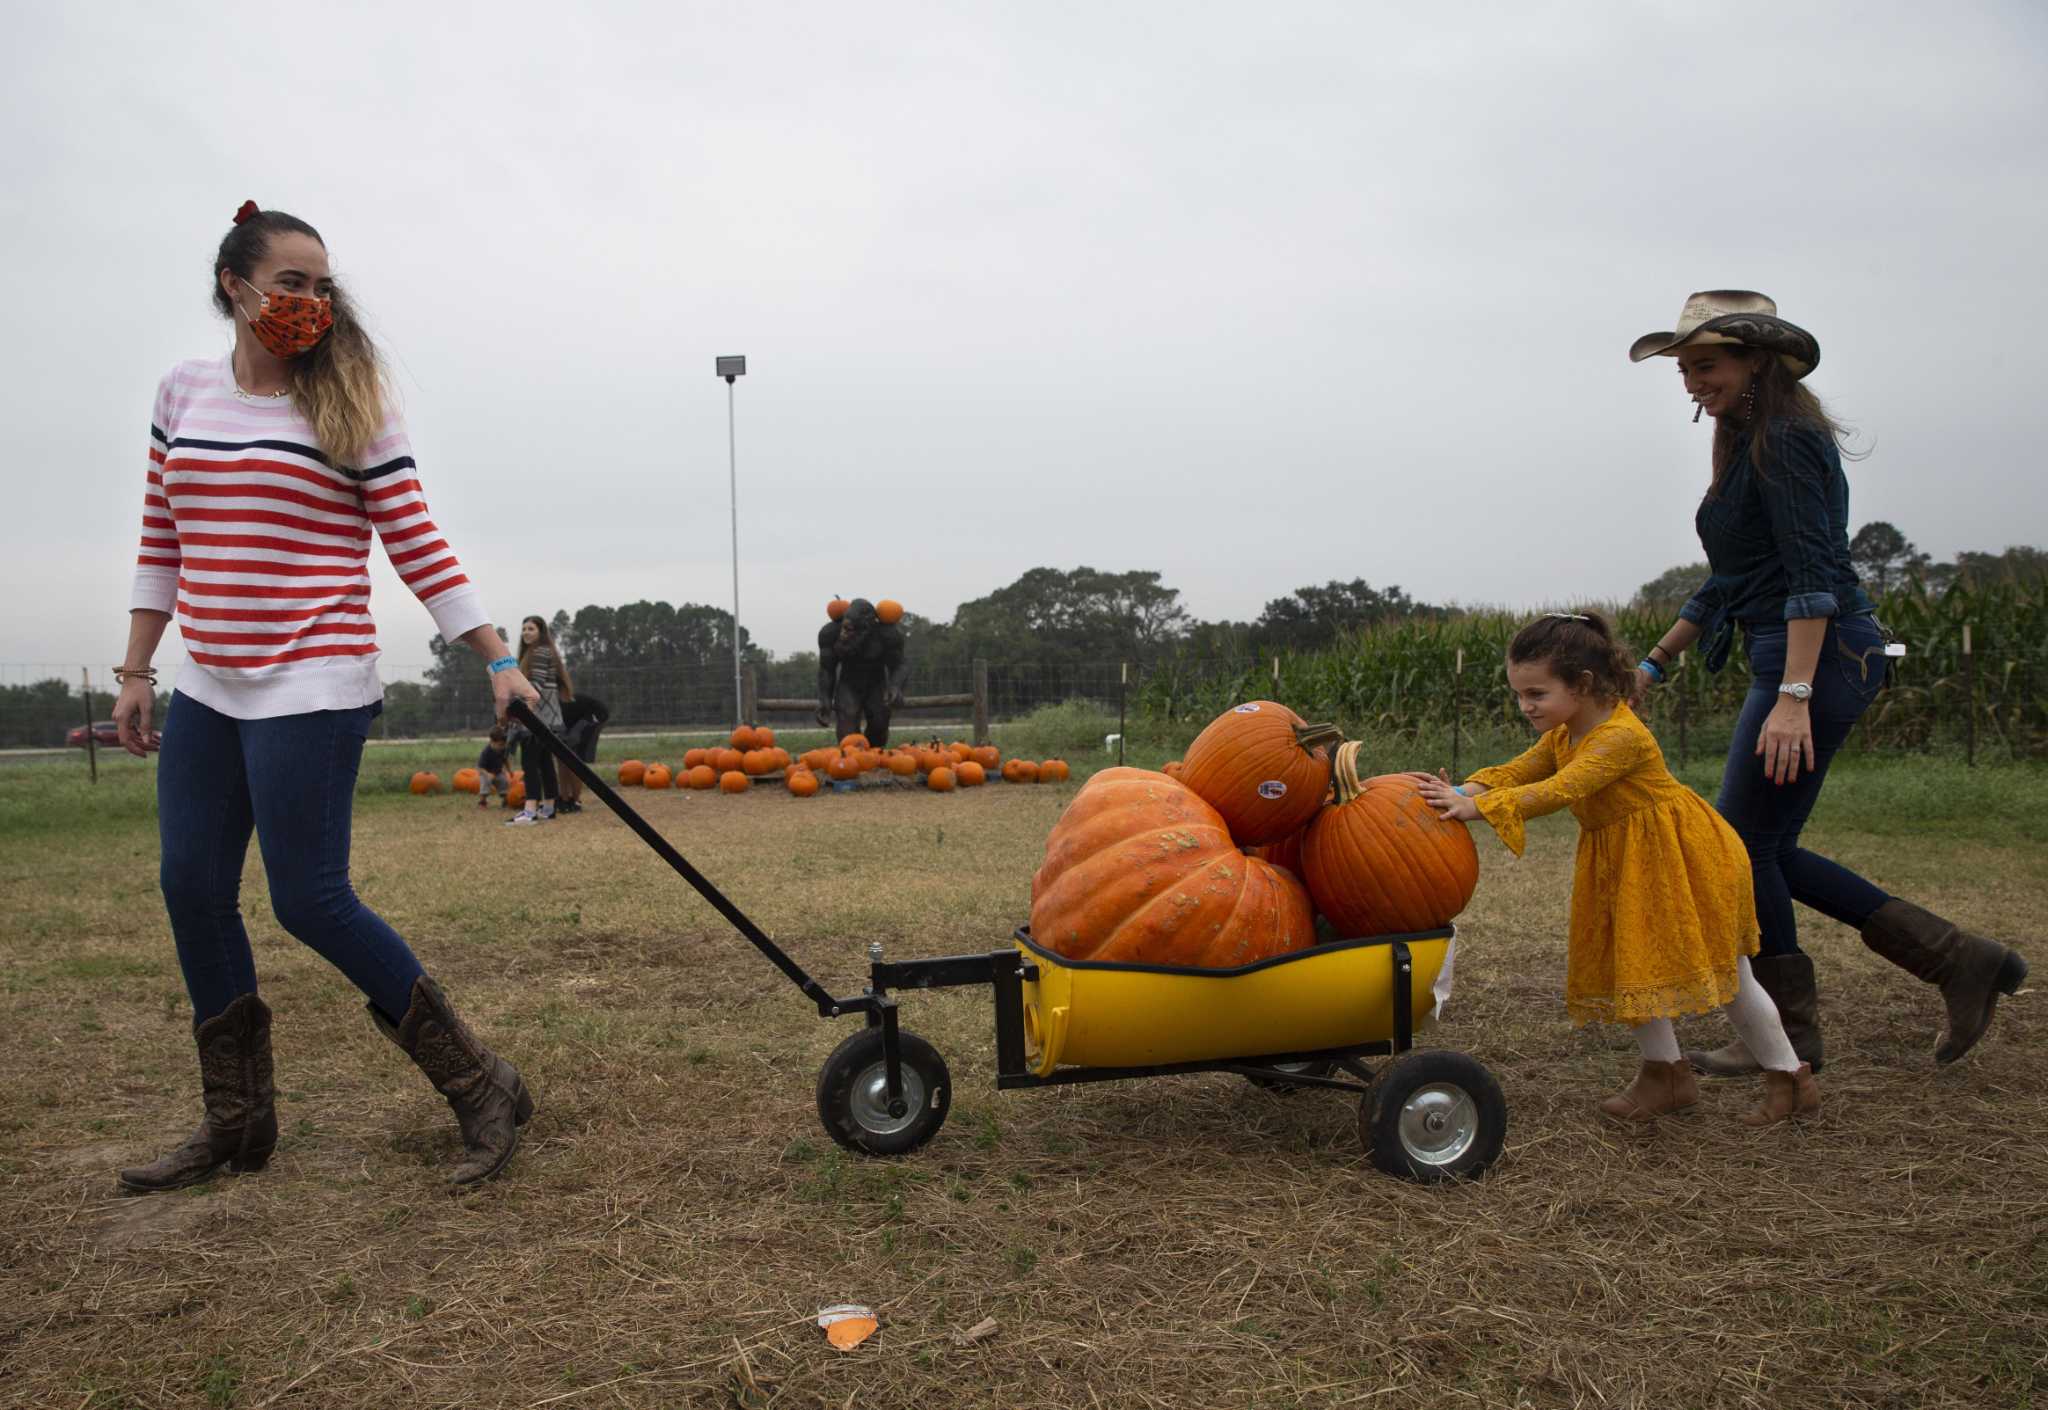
488, 656, 518, 674
1638, 658, 1665, 684
1453, 785, 1472, 797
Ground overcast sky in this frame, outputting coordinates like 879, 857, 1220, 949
4, 2, 2044, 683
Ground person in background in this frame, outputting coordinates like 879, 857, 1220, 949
477, 726, 513, 808
507, 615, 569, 825
555, 692, 610, 814
111, 200, 536, 1191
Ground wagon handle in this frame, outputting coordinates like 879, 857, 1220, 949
506, 701, 839, 1013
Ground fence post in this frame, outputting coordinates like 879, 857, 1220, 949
1118, 662, 1128, 767
1963, 623, 1975, 768
972, 658, 990, 746
741, 666, 758, 728
1676, 651, 1689, 769
1451, 648, 1463, 781
81, 667, 98, 784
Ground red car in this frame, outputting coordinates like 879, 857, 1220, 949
68, 721, 122, 748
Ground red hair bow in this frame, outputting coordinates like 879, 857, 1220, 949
233, 200, 260, 225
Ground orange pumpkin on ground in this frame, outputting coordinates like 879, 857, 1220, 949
1030, 767, 1316, 968
1040, 759, 1071, 782
713, 748, 744, 774
886, 753, 917, 776
787, 769, 820, 797
876, 598, 904, 624
928, 766, 957, 792
1179, 701, 1344, 846
643, 764, 673, 789
949, 742, 973, 762
686, 764, 717, 790
682, 748, 708, 769
827, 598, 850, 620
972, 745, 999, 770
409, 771, 440, 795
1014, 760, 1042, 783
1000, 758, 1026, 783
730, 725, 759, 750
956, 760, 986, 786
1303, 744, 1478, 938
770, 747, 791, 769
453, 768, 480, 794
505, 780, 526, 809
826, 753, 861, 782
719, 770, 750, 794
754, 727, 777, 747
803, 747, 837, 772
840, 733, 870, 751
742, 748, 776, 776
619, 759, 647, 786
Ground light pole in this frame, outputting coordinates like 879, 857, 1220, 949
716, 355, 747, 726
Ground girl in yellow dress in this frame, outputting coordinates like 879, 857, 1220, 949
1414, 612, 1819, 1125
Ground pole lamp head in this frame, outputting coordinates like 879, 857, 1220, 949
716, 355, 747, 384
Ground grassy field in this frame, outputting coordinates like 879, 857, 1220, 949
3, 720, 2044, 1409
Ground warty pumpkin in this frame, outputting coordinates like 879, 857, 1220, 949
1029, 767, 1315, 968
1303, 743, 1478, 937
1179, 701, 1343, 846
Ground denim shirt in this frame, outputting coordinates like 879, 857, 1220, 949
1678, 419, 1874, 672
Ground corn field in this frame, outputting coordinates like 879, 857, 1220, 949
1133, 578, 2048, 762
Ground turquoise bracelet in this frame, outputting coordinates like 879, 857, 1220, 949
1638, 657, 1666, 684
487, 656, 518, 674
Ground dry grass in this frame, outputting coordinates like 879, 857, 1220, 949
2, 774, 2045, 1409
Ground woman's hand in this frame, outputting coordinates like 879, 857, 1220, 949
1413, 772, 1479, 822
112, 678, 159, 757
491, 666, 539, 726
1630, 666, 1656, 709
1756, 698, 1815, 785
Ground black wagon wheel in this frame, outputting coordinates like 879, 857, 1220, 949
1241, 1058, 1338, 1094
1358, 1050, 1506, 1183
816, 1027, 951, 1156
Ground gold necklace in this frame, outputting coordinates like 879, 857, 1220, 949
233, 382, 291, 402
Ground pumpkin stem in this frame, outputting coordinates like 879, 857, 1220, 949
1293, 721, 1347, 760
1330, 740, 1366, 804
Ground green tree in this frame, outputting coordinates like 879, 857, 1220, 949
1632, 561, 1711, 613
1252, 579, 1435, 652
1850, 521, 1929, 597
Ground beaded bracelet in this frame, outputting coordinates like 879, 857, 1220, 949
111, 666, 159, 685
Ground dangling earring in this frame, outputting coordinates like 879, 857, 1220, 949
1738, 379, 1758, 422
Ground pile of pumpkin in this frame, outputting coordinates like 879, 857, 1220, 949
1030, 700, 1478, 969
618, 727, 1072, 797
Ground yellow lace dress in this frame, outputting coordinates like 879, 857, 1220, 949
1466, 704, 1758, 1025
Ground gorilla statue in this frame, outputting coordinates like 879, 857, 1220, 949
816, 598, 909, 745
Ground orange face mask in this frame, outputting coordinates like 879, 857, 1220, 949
236, 278, 333, 359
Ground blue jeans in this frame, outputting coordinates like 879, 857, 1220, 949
156, 692, 425, 1024
1715, 615, 1893, 957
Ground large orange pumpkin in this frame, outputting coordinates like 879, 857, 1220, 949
1179, 701, 1344, 846
876, 598, 903, 624
787, 769, 820, 797
1029, 768, 1316, 968
1303, 744, 1478, 938
409, 771, 441, 795
719, 770, 750, 794
686, 764, 717, 790
956, 760, 986, 786
618, 759, 647, 786
643, 764, 673, 789
453, 767, 480, 794
928, 766, 957, 792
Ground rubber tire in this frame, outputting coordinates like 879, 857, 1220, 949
816, 1026, 951, 1157
1241, 1059, 1337, 1094
1358, 1050, 1506, 1184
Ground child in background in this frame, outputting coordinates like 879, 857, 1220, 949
1414, 612, 1819, 1126
477, 727, 514, 808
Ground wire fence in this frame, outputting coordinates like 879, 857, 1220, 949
8, 635, 2045, 768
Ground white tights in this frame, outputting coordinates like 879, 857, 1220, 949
1631, 957, 1800, 1072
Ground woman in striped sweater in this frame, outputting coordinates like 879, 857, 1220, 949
110, 202, 540, 1190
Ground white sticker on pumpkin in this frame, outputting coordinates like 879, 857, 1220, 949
1257, 780, 1287, 799
1234, 703, 1261, 713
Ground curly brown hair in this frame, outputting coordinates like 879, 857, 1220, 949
1507, 612, 1638, 703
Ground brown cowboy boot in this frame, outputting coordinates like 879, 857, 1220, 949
118, 993, 277, 1193
1598, 1059, 1699, 1123
371, 977, 535, 1185
1859, 900, 2029, 1064
1741, 1063, 1820, 1126
1687, 953, 1825, 1077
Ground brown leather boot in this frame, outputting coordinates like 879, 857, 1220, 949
118, 994, 277, 1193
1598, 1059, 1699, 1123
1859, 899, 2029, 1064
1742, 1063, 1820, 1126
372, 977, 535, 1185
1686, 953, 1825, 1077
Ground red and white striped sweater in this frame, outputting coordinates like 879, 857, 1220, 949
130, 355, 490, 719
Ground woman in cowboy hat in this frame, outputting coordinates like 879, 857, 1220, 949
1628, 291, 2027, 1075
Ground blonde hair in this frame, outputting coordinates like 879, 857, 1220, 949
213, 208, 388, 468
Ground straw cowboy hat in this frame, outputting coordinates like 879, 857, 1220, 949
1629, 290, 1820, 379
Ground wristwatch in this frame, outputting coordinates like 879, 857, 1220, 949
1778, 681, 1813, 702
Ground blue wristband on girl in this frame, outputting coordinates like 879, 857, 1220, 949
488, 656, 518, 674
